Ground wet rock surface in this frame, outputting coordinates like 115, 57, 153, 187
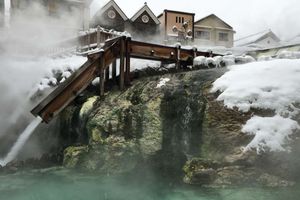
58, 67, 300, 187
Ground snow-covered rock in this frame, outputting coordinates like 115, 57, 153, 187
212, 59, 300, 152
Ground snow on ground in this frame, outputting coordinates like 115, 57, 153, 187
131, 58, 161, 70
211, 59, 300, 153
156, 78, 170, 88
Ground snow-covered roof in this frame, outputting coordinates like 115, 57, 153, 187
130, 2, 160, 25
195, 14, 234, 30
234, 29, 280, 47
287, 34, 300, 44
90, 0, 128, 20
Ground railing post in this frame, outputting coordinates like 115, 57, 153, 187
112, 60, 117, 84
175, 44, 181, 69
125, 37, 131, 86
119, 36, 126, 90
105, 66, 110, 81
99, 51, 105, 97
97, 26, 101, 48
87, 29, 91, 50
193, 46, 198, 58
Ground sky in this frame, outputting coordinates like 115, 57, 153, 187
90, 0, 300, 40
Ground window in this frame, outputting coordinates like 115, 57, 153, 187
176, 16, 178, 23
219, 32, 229, 41
178, 16, 181, 23
107, 10, 116, 19
141, 15, 149, 23
196, 31, 210, 40
182, 17, 184, 23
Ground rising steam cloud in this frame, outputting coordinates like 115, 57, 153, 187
0, 1, 84, 158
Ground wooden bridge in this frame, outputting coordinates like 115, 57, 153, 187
31, 35, 219, 123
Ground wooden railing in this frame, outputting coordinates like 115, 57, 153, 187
31, 36, 220, 123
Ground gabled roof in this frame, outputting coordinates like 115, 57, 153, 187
92, 0, 128, 21
235, 29, 280, 47
195, 14, 233, 29
130, 2, 160, 24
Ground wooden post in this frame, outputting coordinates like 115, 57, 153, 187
175, 44, 181, 69
125, 37, 131, 86
112, 60, 117, 83
97, 26, 101, 48
193, 47, 198, 58
87, 29, 91, 50
105, 66, 110, 81
99, 51, 105, 97
119, 36, 126, 90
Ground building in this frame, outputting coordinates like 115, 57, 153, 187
0, 0, 4, 27
127, 2, 160, 40
91, 0, 160, 40
91, 0, 128, 32
157, 9, 195, 43
235, 29, 280, 48
194, 14, 235, 48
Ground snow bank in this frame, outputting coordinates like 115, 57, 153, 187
242, 115, 300, 153
212, 59, 300, 152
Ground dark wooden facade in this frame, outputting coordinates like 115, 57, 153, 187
91, 5, 127, 32
91, 1, 160, 40
126, 3, 160, 40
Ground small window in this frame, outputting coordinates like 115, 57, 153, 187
182, 17, 184, 23
196, 31, 210, 40
178, 16, 181, 23
219, 32, 229, 41
176, 16, 178, 23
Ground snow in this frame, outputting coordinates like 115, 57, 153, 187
131, 58, 161, 70
193, 56, 207, 66
211, 59, 300, 152
156, 78, 170, 88
241, 115, 299, 153
234, 30, 277, 47
31, 55, 87, 94
193, 54, 255, 67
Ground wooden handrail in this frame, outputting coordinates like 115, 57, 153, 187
31, 36, 221, 123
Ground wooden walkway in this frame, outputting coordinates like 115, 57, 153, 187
31, 35, 220, 123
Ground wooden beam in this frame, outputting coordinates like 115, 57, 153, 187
105, 66, 110, 81
175, 44, 181, 69
99, 52, 105, 97
119, 36, 126, 90
112, 59, 117, 83
31, 57, 100, 123
97, 26, 101, 48
125, 37, 131, 85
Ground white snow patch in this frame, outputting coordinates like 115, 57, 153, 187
156, 78, 170, 88
242, 115, 300, 153
212, 59, 300, 152
193, 56, 207, 66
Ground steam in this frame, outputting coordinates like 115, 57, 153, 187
0, 1, 85, 160
0, 117, 42, 166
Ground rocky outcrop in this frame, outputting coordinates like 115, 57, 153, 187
59, 68, 299, 187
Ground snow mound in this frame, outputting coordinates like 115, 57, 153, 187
212, 59, 300, 152
242, 115, 300, 153
193, 54, 255, 68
